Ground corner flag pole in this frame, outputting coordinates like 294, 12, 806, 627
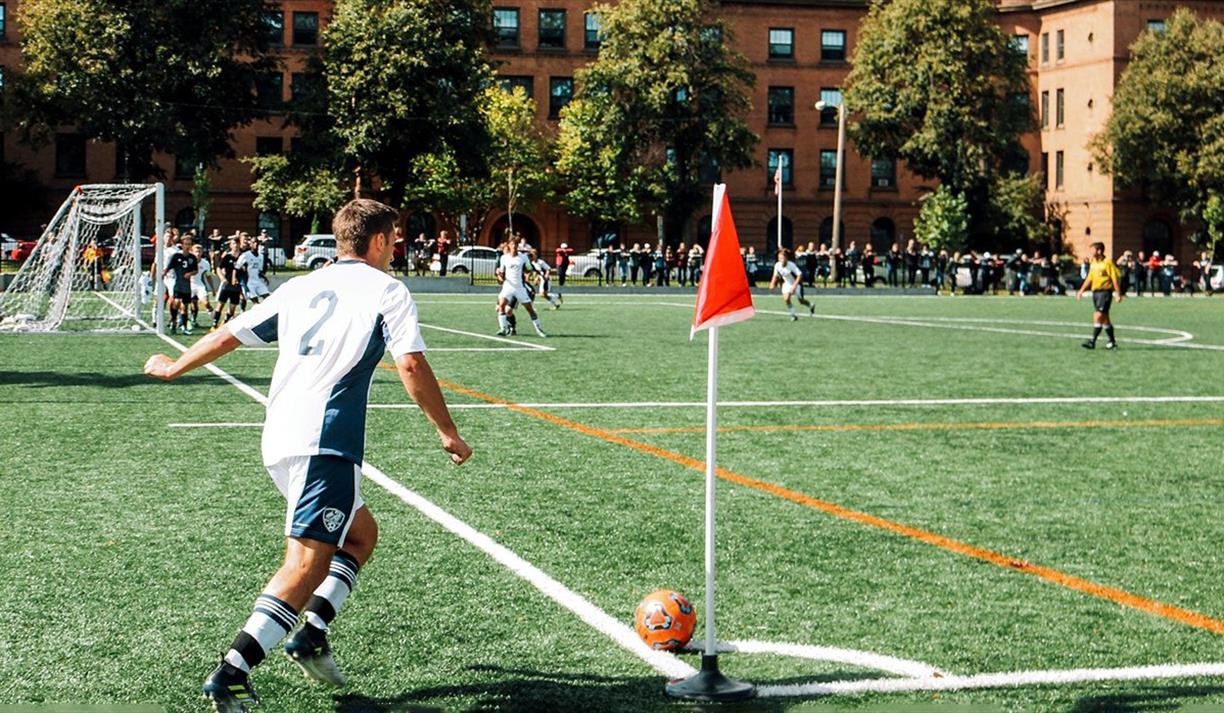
669, 183, 755, 702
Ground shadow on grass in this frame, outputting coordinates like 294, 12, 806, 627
333, 664, 798, 712
0, 369, 270, 389
1071, 684, 1224, 712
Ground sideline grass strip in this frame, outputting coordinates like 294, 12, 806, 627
606, 417, 1224, 434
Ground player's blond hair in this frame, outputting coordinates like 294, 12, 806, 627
333, 199, 399, 257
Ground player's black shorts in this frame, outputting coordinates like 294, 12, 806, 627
1092, 290, 1113, 314
219, 286, 242, 305
172, 284, 192, 300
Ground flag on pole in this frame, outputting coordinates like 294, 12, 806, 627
691, 184, 755, 339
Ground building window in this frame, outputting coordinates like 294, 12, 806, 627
499, 75, 533, 98
258, 212, 281, 244
768, 28, 793, 59
767, 149, 793, 188
871, 158, 895, 188
292, 12, 319, 46
55, 134, 86, 178
767, 87, 794, 126
290, 72, 321, 104
820, 149, 838, 188
1041, 33, 1049, 64
1055, 150, 1064, 189
263, 9, 283, 47
819, 88, 842, 126
494, 8, 520, 48
256, 72, 284, 109
1056, 88, 1064, 128
548, 77, 573, 119
255, 137, 283, 156
1040, 91, 1049, 129
1147, 19, 1166, 33
538, 9, 565, 49
821, 30, 847, 62
0, 66, 4, 93
0, 4, 6, 38
1041, 152, 1049, 189
1056, 29, 1064, 61
584, 13, 602, 50
1012, 34, 1029, 55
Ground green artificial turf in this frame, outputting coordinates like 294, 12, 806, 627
2, 292, 1223, 711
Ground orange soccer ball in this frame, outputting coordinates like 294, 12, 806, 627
634, 590, 697, 651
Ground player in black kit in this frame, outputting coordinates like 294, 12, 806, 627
166, 238, 199, 335
212, 238, 245, 329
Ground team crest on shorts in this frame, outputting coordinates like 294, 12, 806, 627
321, 507, 346, 533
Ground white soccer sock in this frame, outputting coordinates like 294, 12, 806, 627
224, 593, 298, 672
497, 314, 509, 332
787, 303, 796, 317
303, 552, 359, 632
533, 318, 544, 333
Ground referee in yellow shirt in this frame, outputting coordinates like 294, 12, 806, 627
1076, 241, 1123, 349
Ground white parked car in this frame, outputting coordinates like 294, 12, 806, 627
292, 234, 337, 269
1210, 265, 1224, 292
0, 233, 18, 257
442, 245, 502, 275
572, 249, 607, 278
263, 246, 287, 269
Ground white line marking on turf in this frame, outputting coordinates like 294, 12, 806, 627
169, 422, 262, 428
689, 640, 943, 679
368, 395, 1224, 410
142, 332, 691, 680
758, 661, 1224, 698
419, 323, 555, 351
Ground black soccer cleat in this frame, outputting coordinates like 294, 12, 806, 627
1081, 340, 1095, 350
202, 661, 259, 713
284, 625, 347, 687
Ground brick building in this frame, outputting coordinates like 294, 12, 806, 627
1, 0, 1221, 262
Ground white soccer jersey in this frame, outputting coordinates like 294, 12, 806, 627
191, 258, 211, 290
533, 259, 551, 278
227, 259, 427, 466
774, 261, 802, 289
498, 253, 531, 287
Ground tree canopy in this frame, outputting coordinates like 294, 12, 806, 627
555, 0, 757, 245
845, 0, 1039, 247
1092, 9, 1224, 244
10, 0, 275, 179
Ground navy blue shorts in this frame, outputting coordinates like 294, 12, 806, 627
267, 455, 363, 546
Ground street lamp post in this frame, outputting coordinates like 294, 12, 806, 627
815, 100, 847, 284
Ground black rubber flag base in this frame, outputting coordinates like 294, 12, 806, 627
665, 654, 756, 702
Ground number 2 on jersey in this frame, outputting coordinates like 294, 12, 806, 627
299, 290, 337, 355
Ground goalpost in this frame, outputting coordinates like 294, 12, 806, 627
0, 184, 166, 333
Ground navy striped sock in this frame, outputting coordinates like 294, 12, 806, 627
224, 593, 299, 672
303, 551, 360, 632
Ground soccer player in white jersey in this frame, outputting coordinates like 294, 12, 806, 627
236, 243, 271, 303
769, 248, 815, 321
189, 243, 216, 327
144, 199, 472, 712
529, 249, 561, 309
495, 240, 547, 337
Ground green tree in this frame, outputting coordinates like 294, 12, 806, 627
1092, 9, 1224, 244
10, 0, 275, 179
844, 0, 1035, 245
403, 86, 553, 243
555, 0, 757, 245
913, 186, 969, 253
244, 155, 349, 234
320, 0, 494, 208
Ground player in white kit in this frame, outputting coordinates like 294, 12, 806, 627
529, 249, 561, 309
144, 199, 472, 712
236, 243, 271, 302
189, 243, 216, 327
496, 240, 547, 337
769, 248, 815, 321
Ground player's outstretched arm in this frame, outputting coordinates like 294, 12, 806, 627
393, 351, 472, 465
143, 329, 241, 381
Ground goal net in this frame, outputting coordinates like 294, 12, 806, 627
0, 184, 163, 332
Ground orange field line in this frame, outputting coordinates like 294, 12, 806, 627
395, 366, 1224, 637
607, 418, 1224, 435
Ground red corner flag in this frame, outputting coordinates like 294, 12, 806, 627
691, 184, 755, 339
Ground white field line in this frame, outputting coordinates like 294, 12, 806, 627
367, 395, 1224, 411
419, 322, 555, 351
689, 639, 943, 679
758, 661, 1224, 698
169, 422, 261, 428
239, 346, 538, 353
143, 332, 692, 681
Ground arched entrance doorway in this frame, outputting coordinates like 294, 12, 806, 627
870, 217, 895, 249
766, 216, 793, 254
489, 213, 541, 250
694, 215, 712, 249
405, 212, 437, 242
1142, 218, 1173, 256
819, 217, 845, 247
